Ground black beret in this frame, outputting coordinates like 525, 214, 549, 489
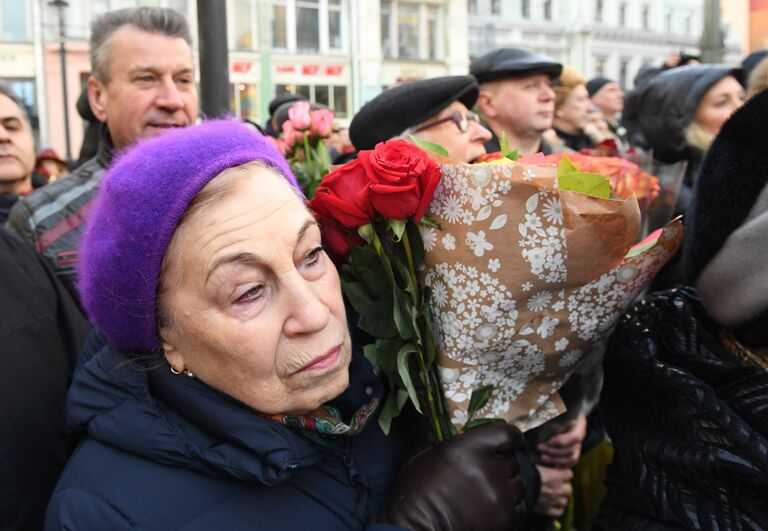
586, 76, 614, 97
268, 93, 306, 118
349, 75, 479, 151
470, 48, 562, 84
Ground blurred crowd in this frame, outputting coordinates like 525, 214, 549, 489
2, 5, 767, 531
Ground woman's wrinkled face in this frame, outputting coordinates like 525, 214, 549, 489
413, 101, 492, 163
160, 168, 352, 415
694, 75, 745, 135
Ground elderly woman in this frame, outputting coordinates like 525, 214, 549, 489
550, 66, 595, 152
44, 120, 526, 530
349, 75, 492, 163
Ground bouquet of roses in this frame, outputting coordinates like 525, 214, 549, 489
280, 101, 334, 197
309, 141, 683, 440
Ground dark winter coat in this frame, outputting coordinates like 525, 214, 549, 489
0, 227, 90, 530
621, 65, 739, 217
45, 330, 423, 531
595, 288, 768, 530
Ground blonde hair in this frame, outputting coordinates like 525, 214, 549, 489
552, 66, 585, 109
684, 121, 716, 153
747, 56, 768, 100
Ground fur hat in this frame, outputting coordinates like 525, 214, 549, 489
78, 120, 300, 352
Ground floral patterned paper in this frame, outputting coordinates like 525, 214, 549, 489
424, 162, 683, 431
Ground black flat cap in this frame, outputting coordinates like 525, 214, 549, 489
349, 75, 478, 151
268, 93, 306, 118
470, 48, 562, 84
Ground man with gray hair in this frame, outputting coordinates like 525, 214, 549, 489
0, 85, 46, 224
6, 6, 198, 300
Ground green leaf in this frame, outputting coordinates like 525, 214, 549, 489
388, 219, 407, 241
406, 221, 425, 272
468, 384, 495, 415
392, 286, 417, 340
499, 132, 520, 161
557, 156, 612, 199
464, 417, 506, 431
357, 223, 374, 243
420, 215, 442, 230
378, 388, 409, 435
373, 337, 402, 376
396, 344, 423, 414
408, 134, 450, 158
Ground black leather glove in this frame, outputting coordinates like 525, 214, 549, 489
375, 423, 527, 531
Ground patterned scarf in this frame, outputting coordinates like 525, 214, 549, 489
263, 397, 380, 436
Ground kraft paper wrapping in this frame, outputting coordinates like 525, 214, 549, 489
422, 161, 682, 431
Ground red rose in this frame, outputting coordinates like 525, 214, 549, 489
359, 140, 441, 221
314, 213, 365, 259
308, 159, 374, 229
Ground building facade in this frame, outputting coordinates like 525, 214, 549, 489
0, 0, 469, 159
468, 0, 719, 88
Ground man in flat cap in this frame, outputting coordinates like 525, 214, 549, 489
471, 48, 563, 156
264, 92, 306, 138
349, 75, 491, 163
586, 76, 628, 147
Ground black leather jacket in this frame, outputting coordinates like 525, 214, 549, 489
595, 287, 768, 530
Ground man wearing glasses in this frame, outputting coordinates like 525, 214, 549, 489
471, 48, 564, 156
348, 75, 492, 163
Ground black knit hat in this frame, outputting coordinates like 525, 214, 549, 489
349, 75, 479, 151
586, 76, 614, 97
470, 48, 562, 84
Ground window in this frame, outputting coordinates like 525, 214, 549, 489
272, 0, 288, 48
398, 2, 419, 58
683, 10, 692, 35
297, 0, 320, 52
491, 0, 501, 15
380, 1, 445, 61
274, 84, 349, 117
543, 0, 552, 20
521, 0, 530, 18
641, 4, 649, 30
618, 2, 626, 26
664, 7, 673, 33
619, 57, 630, 88
381, 1, 393, 57
328, 0, 342, 49
232, 0, 255, 51
1, 0, 28, 41
594, 55, 607, 76
269, 0, 346, 54
468, 0, 477, 14
594, 0, 603, 22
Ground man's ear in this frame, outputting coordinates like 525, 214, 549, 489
476, 89, 498, 119
88, 76, 109, 124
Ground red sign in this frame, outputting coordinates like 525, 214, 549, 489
276, 64, 296, 73
301, 64, 320, 75
325, 65, 343, 76
232, 61, 253, 73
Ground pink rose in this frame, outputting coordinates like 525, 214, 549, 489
310, 108, 334, 138
288, 100, 312, 130
282, 120, 296, 146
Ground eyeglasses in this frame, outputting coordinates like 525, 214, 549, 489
412, 111, 481, 134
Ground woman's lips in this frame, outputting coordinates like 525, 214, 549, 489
298, 345, 342, 373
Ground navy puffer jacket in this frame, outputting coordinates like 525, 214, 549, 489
45, 330, 422, 531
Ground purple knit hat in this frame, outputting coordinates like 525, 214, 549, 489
78, 119, 300, 352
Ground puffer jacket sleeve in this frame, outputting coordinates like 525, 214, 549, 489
46, 490, 134, 531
